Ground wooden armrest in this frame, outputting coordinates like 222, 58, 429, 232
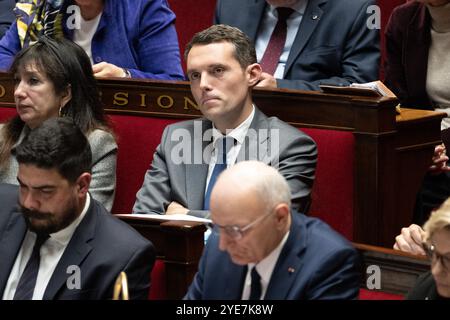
114, 214, 205, 299
353, 242, 430, 296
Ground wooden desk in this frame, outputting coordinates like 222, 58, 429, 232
116, 216, 429, 298
0, 74, 445, 246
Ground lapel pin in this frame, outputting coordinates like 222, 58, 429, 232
288, 267, 295, 273
312, 15, 318, 20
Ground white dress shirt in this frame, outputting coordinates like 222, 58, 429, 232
73, 13, 102, 64
205, 106, 256, 193
241, 231, 290, 300
2, 194, 91, 300
255, 1, 308, 78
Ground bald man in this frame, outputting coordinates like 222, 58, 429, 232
184, 161, 359, 300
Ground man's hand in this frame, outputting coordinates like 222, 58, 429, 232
393, 224, 426, 255
166, 201, 189, 215
429, 143, 450, 174
93, 62, 128, 78
255, 72, 277, 89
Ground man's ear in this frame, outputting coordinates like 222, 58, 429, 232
76, 172, 91, 197
246, 63, 262, 87
274, 203, 290, 230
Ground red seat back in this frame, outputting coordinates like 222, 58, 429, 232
302, 128, 354, 239
109, 115, 178, 214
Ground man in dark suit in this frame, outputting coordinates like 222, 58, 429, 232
214, 0, 380, 91
185, 161, 359, 300
0, 118, 155, 300
0, 0, 16, 39
133, 24, 317, 218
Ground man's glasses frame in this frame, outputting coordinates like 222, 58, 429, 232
422, 242, 450, 272
208, 209, 275, 240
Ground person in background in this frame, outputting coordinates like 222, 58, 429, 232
0, 36, 117, 210
0, 118, 155, 300
133, 24, 317, 218
0, 0, 17, 39
407, 197, 450, 300
214, 0, 380, 91
185, 161, 359, 300
385, 0, 450, 236
0, 0, 184, 80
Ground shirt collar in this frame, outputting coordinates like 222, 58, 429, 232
48, 193, 91, 246
269, 0, 308, 15
212, 105, 255, 146
248, 230, 290, 287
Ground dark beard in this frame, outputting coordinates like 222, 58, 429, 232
21, 203, 79, 235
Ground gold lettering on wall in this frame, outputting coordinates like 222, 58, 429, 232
113, 92, 129, 106
184, 96, 199, 110
157, 95, 174, 109
139, 93, 147, 107
0, 85, 5, 98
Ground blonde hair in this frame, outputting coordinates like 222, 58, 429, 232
423, 197, 450, 242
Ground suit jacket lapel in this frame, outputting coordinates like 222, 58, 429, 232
285, 0, 328, 75
242, 0, 267, 41
43, 200, 96, 299
0, 209, 27, 294
186, 119, 212, 209
236, 108, 270, 163
264, 214, 307, 299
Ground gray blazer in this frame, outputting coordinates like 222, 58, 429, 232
214, 0, 380, 91
133, 108, 317, 218
0, 126, 117, 211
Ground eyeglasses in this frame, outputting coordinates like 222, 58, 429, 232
208, 209, 275, 240
422, 242, 450, 272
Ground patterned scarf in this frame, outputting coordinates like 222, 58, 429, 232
14, 0, 65, 48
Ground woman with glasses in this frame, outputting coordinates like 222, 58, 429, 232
407, 197, 450, 299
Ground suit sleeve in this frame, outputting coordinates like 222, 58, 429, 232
277, 0, 380, 91
183, 234, 213, 300
88, 130, 118, 212
133, 125, 173, 214
127, 0, 184, 80
275, 127, 317, 213
306, 246, 360, 300
122, 241, 156, 300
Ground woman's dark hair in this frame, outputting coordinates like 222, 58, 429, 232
0, 36, 111, 169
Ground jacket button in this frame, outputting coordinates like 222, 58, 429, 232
94, 57, 102, 63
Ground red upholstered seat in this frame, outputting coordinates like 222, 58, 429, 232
359, 288, 404, 300
110, 115, 178, 215
148, 259, 167, 300
302, 128, 354, 240
0, 107, 16, 122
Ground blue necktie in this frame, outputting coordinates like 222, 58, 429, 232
203, 137, 234, 210
249, 267, 262, 300
13, 233, 49, 300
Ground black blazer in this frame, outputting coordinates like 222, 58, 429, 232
0, 183, 155, 300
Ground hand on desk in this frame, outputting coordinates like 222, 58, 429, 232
166, 201, 189, 215
93, 62, 129, 78
393, 224, 426, 256
430, 144, 450, 174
